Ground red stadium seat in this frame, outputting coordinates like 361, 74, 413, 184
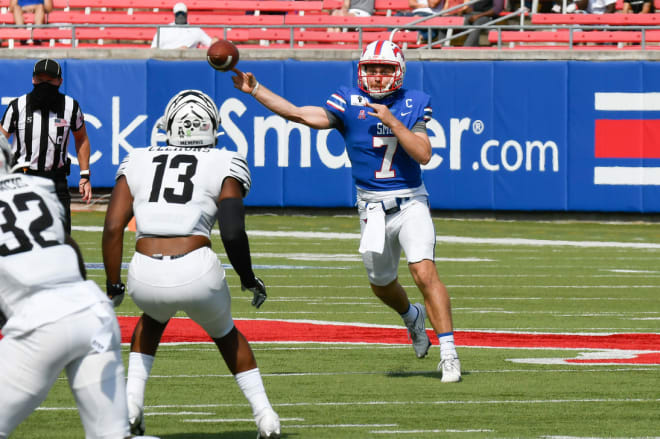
488, 29, 660, 46
531, 13, 660, 26
63, 0, 324, 13
205, 27, 418, 48
48, 10, 171, 24
374, 0, 411, 15
188, 14, 285, 26
283, 14, 462, 27
322, 0, 343, 10
0, 28, 31, 40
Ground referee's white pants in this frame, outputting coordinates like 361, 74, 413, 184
127, 246, 234, 339
0, 302, 129, 439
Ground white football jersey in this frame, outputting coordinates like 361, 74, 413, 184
117, 146, 251, 239
0, 174, 106, 336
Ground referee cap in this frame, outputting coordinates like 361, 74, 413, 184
173, 2, 187, 14
33, 58, 62, 79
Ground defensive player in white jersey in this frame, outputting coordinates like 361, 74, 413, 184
231, 40, 461, 382
102, 90, 281, 438
0, 135, 134, 438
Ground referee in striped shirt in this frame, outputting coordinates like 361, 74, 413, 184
1, 58, 92, 234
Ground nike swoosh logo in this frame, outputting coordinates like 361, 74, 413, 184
400, 111, 411, 116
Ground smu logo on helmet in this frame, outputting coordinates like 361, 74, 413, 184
593, 92, 660, 186
392, 44, 403, 61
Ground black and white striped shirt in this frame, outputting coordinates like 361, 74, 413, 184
1, 93, 84, 172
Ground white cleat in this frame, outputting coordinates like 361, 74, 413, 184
255, 407, 281, 439
438, 357, 462, 383
127, 397, 145, 436
405, 303, 431, 359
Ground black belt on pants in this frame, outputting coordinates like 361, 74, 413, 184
380, 197, 411, 215
140, 251, 192, 261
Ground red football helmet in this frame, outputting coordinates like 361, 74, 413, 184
358, 40, 406, 99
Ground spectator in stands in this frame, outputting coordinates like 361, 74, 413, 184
328, 0, 374, 32
571, 0, 616, 13
623, 0, 654, 13
151, 2, 218, 49
10, 0, 52, 45
396, 0, 446, 44
456, 0, 504, 46
331, 0, 375, 16
443, 0, 470, 15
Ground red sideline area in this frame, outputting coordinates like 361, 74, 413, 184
2, 317, 658, 353
114, 316, 660, 351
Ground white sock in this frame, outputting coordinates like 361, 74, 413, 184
438, 332, 458, 361
400, 303, 419, 326
235, 368, 272, 417
126, 352, 155, 409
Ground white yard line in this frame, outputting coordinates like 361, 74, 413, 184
183, 417, 305, 423
72, 227, 660, 249
38, 397, 660, 412
371, 429, 494, 434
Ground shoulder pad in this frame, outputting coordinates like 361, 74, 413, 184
228, 153, 251, 197
116, 153, 131, 180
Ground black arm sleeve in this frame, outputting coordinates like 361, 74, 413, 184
218, 197, 257, 288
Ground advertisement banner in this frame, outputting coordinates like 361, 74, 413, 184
1, 58, 659, 212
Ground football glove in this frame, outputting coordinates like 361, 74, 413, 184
106, 280, 126, 308
241, 277, 267, 309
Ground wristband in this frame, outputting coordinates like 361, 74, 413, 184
80, 170, 90, 180
250, 82, 260, 97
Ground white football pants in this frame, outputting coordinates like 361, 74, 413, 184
127, 246, 234, 339
359, 196, 436, 286
0, 302, 129, 439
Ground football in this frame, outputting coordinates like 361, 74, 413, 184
207, 40, 239, 72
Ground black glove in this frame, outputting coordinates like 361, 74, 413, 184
106, 280, 126, 308
241, 277, 267, 309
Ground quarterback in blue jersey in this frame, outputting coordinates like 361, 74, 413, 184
232, 40, 461, 382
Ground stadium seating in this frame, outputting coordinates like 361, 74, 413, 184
487, 13, 660, 49
488, 28, 660, 48
6, 0, 660, 50
205, 28, 419, 49
61, 0, 326, 14
283, 15, 462, 28
531, 13, 660, 26
373, 0, 413, 16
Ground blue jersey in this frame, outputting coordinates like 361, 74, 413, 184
325, 86, 432, 192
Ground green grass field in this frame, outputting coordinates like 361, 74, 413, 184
10, 209, 660, 438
